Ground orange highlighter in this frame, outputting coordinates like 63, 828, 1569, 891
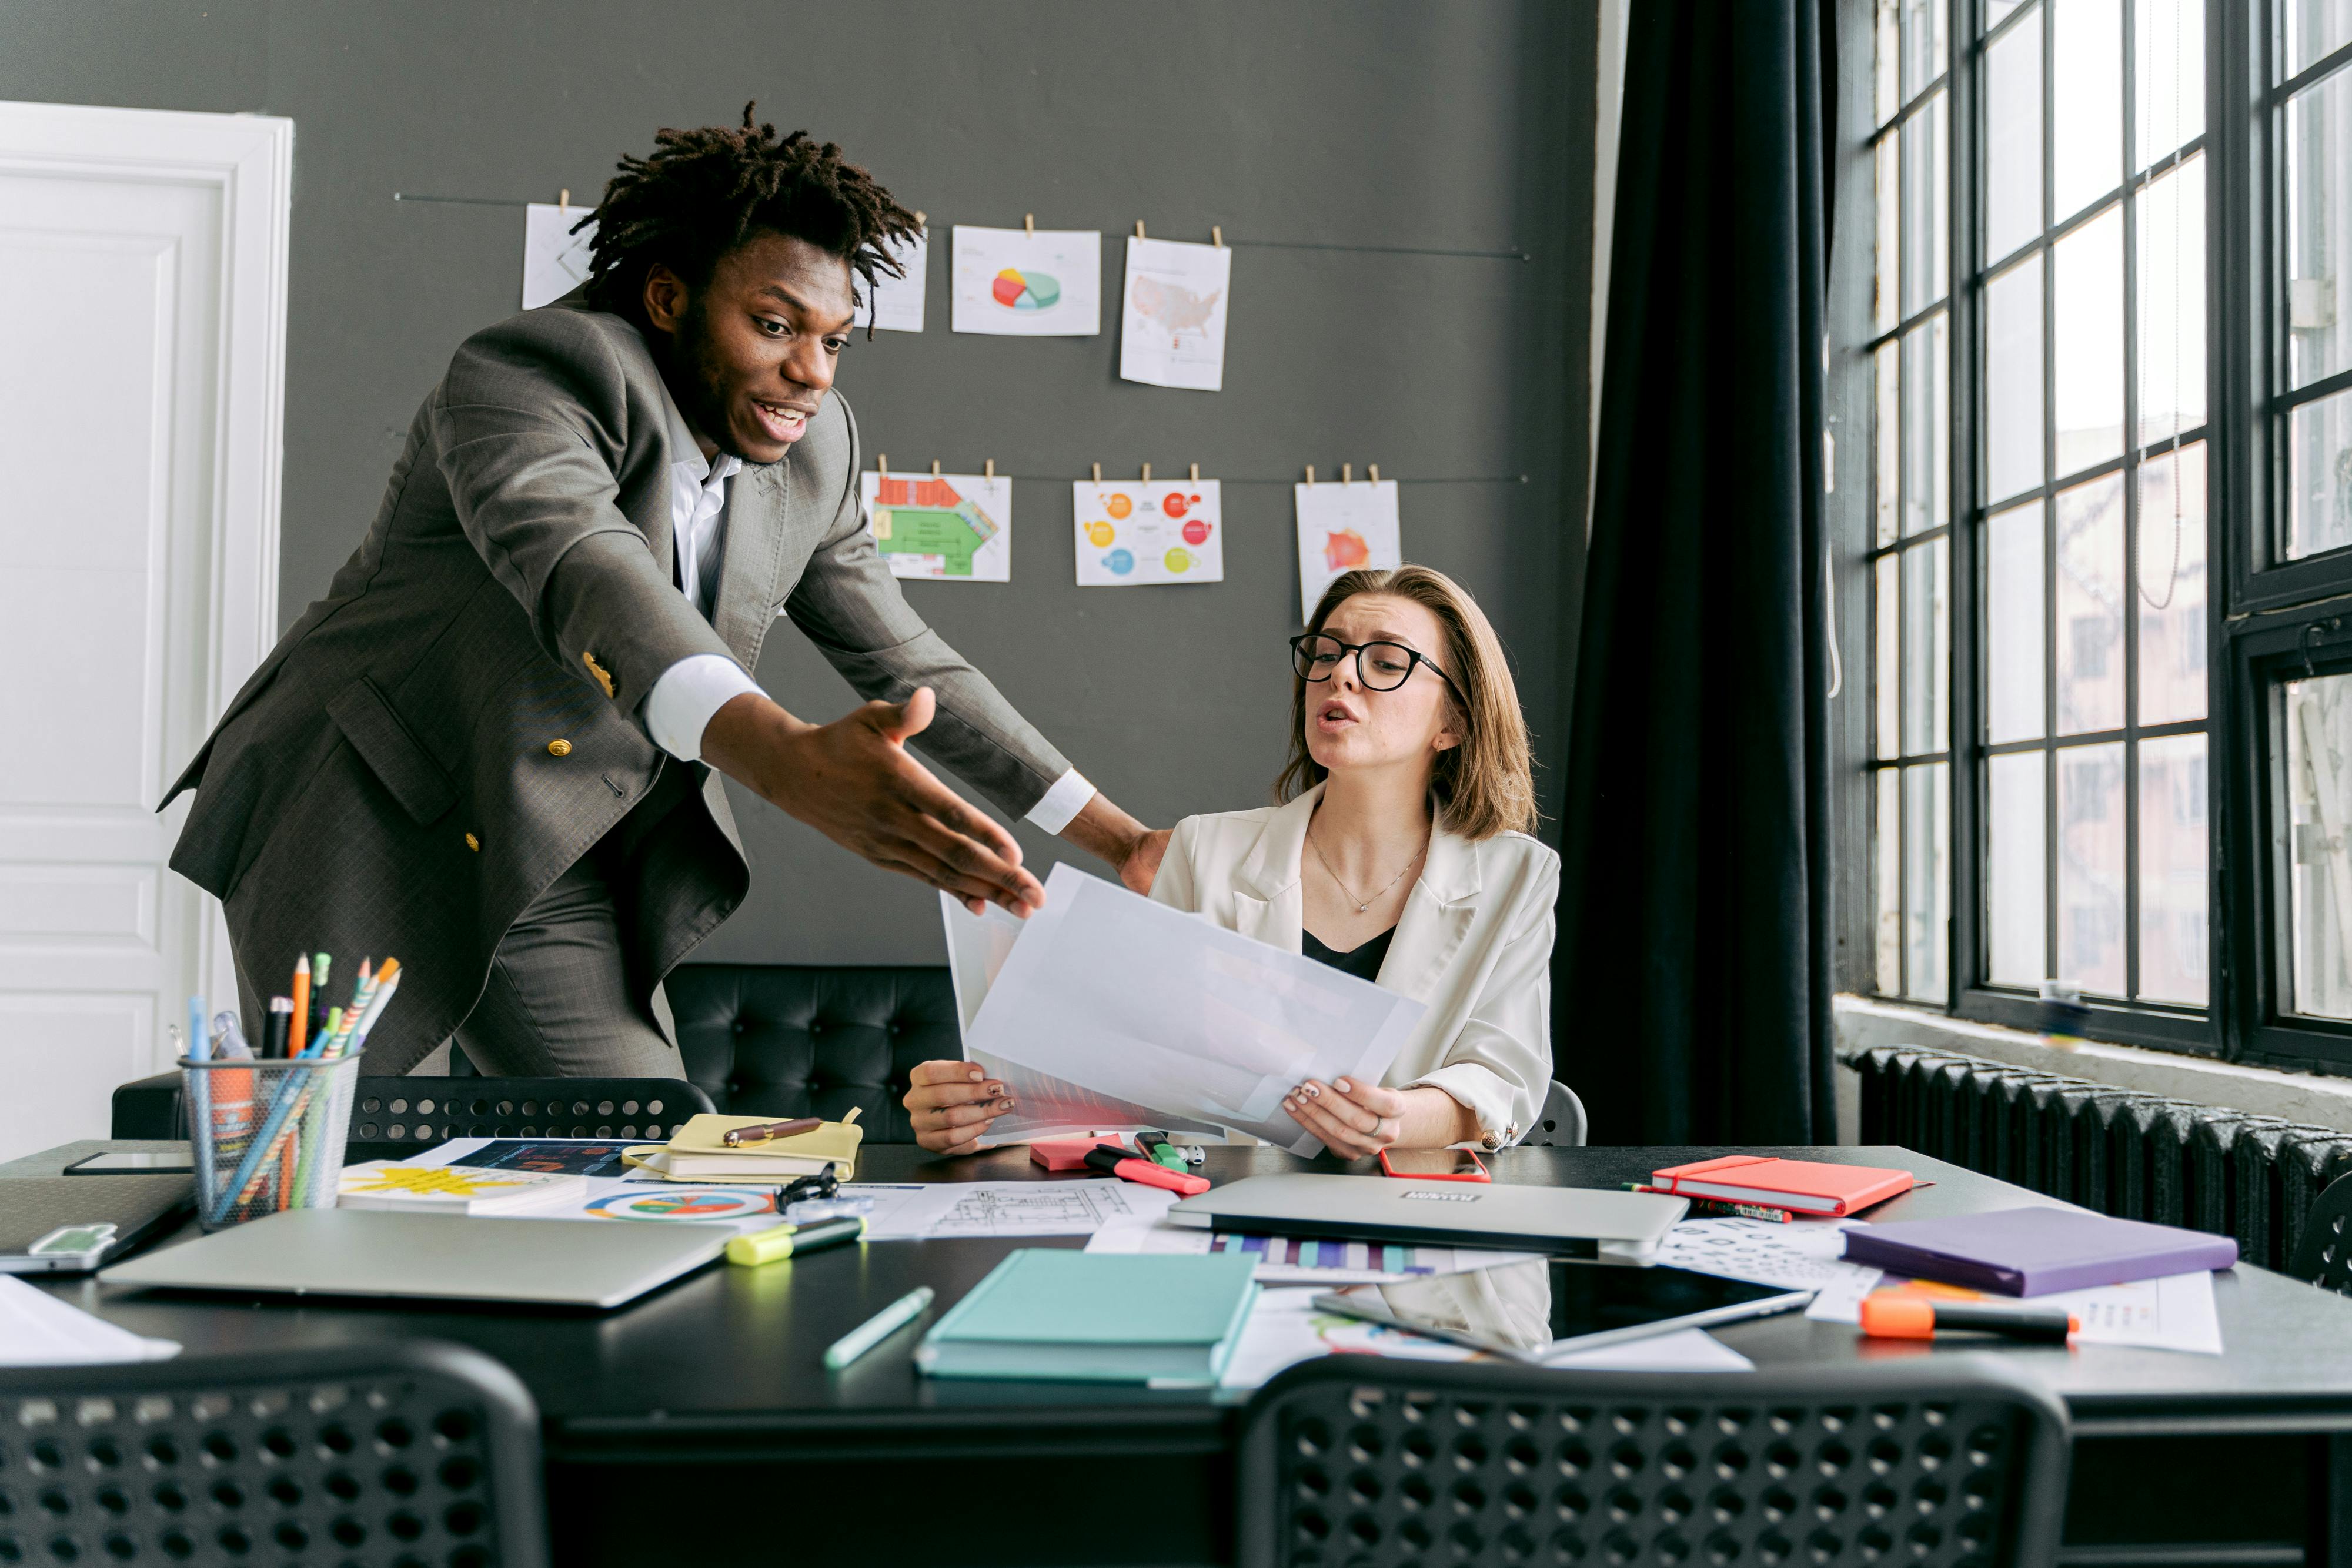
1083, 1145, 1210, 1196
1859, 1295, 2077, 1344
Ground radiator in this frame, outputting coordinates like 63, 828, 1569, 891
1848, 1044, 2352, 1273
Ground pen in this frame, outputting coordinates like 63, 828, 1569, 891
725, 1215, 866, 1266
823, 1285, 935, 1370
1859, 1295, 2077, 1344
263, 997, 292, 1060
723, 1116, 823, 1146
1083, 1145, 1211, 1195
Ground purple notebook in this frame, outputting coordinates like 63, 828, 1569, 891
1840, 1206, 2238, 1296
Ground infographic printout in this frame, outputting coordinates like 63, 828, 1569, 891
1072, 478, 1224, 587
1294, 479, 1402, 619
522, 203, 596, 309
854, 228, 928, 333
951, 225, 1102, 336
1119, 236, 1232, 391
861, 470, 1011, 581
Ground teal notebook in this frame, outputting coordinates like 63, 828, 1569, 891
914, 1249, 1260, 1386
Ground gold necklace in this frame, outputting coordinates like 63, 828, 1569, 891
1307, 827, 1426, 914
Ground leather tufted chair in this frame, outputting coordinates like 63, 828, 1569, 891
656, 963, 957, 1142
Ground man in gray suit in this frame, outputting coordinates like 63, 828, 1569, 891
163, 111, 1163, 1093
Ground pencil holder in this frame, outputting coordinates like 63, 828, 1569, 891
180, 1051, 365, 1231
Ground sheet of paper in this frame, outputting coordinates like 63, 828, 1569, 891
951, 225, 1101, 335
964, 864, 1424, 1155
1073, 479, 1224, 586
1088, 1215, 1537, 1285
522, 202, 596, 309
1824, 1270, 2224, 1353
854, 228, 928, 332
848, 1179, 1173, 1241
0, 1276, 179, 1366
1119, 235, 1231, 391
1655, 1216, 1883, 1306
1294, 479, 1403, 620
393, 1139, 787, 1232
863, 470, 1010, 581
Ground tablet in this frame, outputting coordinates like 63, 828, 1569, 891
1311, 1257, 1811, 1362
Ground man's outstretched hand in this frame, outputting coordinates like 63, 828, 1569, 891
701, 687, 1044, 917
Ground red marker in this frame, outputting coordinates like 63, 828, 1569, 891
1082, 1146, 1210, 1196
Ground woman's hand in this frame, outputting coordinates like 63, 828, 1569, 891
1283, 1076, 1412, 1159
904, 1061, 1017, 1155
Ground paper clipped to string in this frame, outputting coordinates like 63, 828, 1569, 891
863, 469, 1011, 581
522, 203, 596, 310
1120, 235, 1232, 391
1295, 477, 1402, 619
855, 226, 928, 333
1074, 477, 1224, 587
951, 224, 1102, 336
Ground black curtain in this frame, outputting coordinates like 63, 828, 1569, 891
1555, 0, 1840, 1145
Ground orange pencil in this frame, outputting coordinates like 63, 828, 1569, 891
288, 954, 310, 1057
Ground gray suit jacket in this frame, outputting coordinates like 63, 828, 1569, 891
163, 294, 1069, 1072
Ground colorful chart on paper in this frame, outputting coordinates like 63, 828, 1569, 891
583, 1188, 780, 1222
861, 471, 1012, 581
951, 225, 1101, 336
1071, 479, 1224, 587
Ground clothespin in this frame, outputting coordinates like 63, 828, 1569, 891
1369, 464, 1381, 483
984, 458, 995, 480
1212, 226, 1224, 248
1091, 462, 1102, 483
1024, 213, 1035, 236
1141, 462, 1152, 483
931, 459, 942, 477
914, 209, 926, 230
1342, 463, 1353, 484
1305, 465, 1317, 485
1190, 463, 1200, 482
559, 188, 569, 215
1135, 220, 1147, 239
877, 453, 888, 476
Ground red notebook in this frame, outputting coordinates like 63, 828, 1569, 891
1650, 1155, 1914, 1217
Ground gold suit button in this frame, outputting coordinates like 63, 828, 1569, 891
547, 738, 572, 757
465, 833, 480, 852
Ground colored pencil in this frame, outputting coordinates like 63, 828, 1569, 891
288, 955, 310, 1057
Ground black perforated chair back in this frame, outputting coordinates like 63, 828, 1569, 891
1238, 1355, 2070, 1568
0, 1339, 546, 1568
2290, 1169, 2352, 1293
346, 1076, 712, 1156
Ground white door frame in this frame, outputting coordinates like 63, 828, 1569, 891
0, 99, 292, 1051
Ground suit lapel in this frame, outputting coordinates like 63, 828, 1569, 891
1376, 830, 1481, 1002
711, 463, 788, 670
1233, 787, 1319, 955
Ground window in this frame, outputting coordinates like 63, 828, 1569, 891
1840, 0, 2352, 1068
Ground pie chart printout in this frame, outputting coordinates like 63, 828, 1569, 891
991, 268, 1062, 312
951, 225, 1102, 336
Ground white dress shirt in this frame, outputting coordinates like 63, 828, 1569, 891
638, 382, 1095, 834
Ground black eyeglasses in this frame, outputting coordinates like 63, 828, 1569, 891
1291, 633, 1465, 703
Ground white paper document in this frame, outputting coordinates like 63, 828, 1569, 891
952, 225, 1101, 335
863, 470, 1010, 581
0, 1276, 179, 1366
1119, 235, 1231, 390
1087, 1214, 1537, 1285
854, 228, 928, 332
1073, 479, 1224, 587
1655, 1216, 1886, 1309
846, 1179, 1174, 1241
1811, 1269, 2224, 1353
963, 865, 1425, 1156
1294, 479, 1403, 619
522, 203, 596, 309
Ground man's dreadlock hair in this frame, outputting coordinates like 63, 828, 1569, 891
582, 104, 919, 333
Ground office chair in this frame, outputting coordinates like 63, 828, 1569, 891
345, 1075, 715, 1155
0, 1340, 548, 1568
1521, 1079, 1588, 1148
1237, 1355, 2070, 1568
2290, 1171, 2352, 1295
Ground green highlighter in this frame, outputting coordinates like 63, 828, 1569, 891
1134, 1129, 1188, 1172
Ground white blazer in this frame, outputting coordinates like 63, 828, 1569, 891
1150, 783, 1560, 1147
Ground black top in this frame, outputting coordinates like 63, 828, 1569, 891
1302, 925, 1396, 982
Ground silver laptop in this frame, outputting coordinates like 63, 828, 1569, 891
101, 1208, 729, 1309
1167, 1174, 1689, 1257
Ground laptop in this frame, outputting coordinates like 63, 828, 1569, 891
101, 1208, 729, 1309
1166, 1173, 1689, 1258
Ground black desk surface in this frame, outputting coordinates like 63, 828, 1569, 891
21, 1139, 2352, 1448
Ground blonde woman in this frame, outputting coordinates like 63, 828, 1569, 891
903, 565, 1556, 1157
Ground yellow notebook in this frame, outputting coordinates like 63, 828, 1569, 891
623, 1109, 863, 1182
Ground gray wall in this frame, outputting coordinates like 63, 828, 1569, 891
4, 0, 1593, 966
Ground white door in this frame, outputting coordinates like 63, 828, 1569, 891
0, 102, 290, 1161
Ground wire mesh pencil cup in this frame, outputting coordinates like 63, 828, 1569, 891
180, 1051, 365, 1230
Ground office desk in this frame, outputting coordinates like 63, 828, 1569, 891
26, 1142, 2352, 1566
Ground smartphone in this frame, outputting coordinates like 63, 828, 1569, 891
64, 1151, 195, 1176
1377, 1147, 1491, 1182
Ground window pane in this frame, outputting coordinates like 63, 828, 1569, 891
1988, 751, 2048, 985
2285, 0, 2352, 78
1875, 340, 1901, 544
1903, 313, 1950, 534
2134, 0, 2205, 169
1903, 539, 1950, 755
2054, 205, 2126, 474
1877, 768, 1903, 991
2057, 741, 2127, 994
1903, 91, 1950, 316
2136, 442, 2209, 724
2137, 733, 2209, 1005
1876, 135, 1902, 336
2287, 386, 2352, 560
2137, 153, 2208, 447
2286, 66, 2351, 390
1902, 0, 1949, 96
2288, 671, 2352, 1018
2053, 0, 2123, 218
1987, 258, 2045, 503
1905, 762, 1951, 1002
1987, 501, 2047, 743
1877, 0, 1903, 126
2056, 472, 2126, 733
1990, 0, 2029, 24
1987, 17, 2043, 262
1876, 553, 1901, 759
